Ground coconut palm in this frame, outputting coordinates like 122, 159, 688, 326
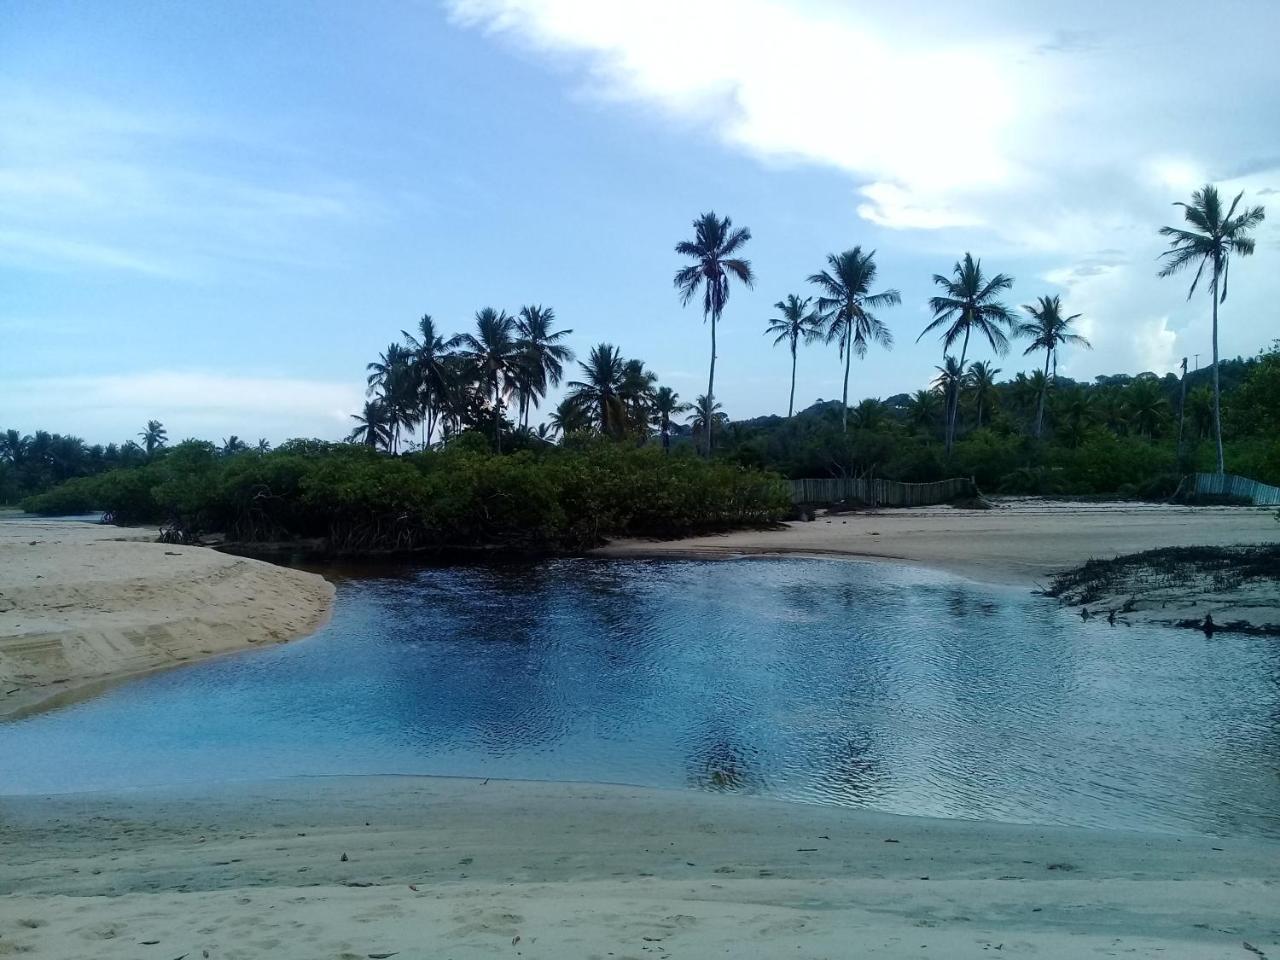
849, 398, 887, 431
918, 253, 1016, 453
673, 211, 754, 455
932, 356, 966, 437
347, 400, 392, 449
139, 420, 167, 456
905, 389, 942, 435
1158, 184, 1266, 473
452, 308, 520, 451
221, 435, 247, 455
808, 248, 900, 433
401, 314, 456, 447
618, 358, 658, 432
0, 429, 25, 464
688, 394, 728, 455
514, 305, 575, 430
650, 386, 690, 433
255, 438, 272, 453
966, 361, 1001, 429
548, 397, 592, 439
1124, 377, 1168, 438
566, 343, 627, 435
1017, 295, 1091, 438
765, 294, 821, 418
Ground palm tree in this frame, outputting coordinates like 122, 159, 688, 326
566, 343, 627, 435
905, 389, 943, 436
401, 314, 456, 447
1017, 295, 1091, 438
452, 308, 520, 451
0, 429, 25, 464
808, 248, 900, 433
966, 361, 1000, 429
650, 386, 690, 433
1124, 378, 1168, 438
221, 436, 247, 455
673, 211, 754, 455
618, 358, 658, 432
514, 305, 575, 430
918, 253, 1016, 453
849, 397, 886, 431
255, 438, 272, 453
139, 420, 167, 456
932, 356, 966, 437
765, 294, 821, 417
688, 394, 728, 455
366, 342, 416, 452
347, 399, 392, 449
1158, 184, 1266, 473
548, 397, 592, 439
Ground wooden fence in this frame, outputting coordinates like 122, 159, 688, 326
1182, 473, 1280, 506
789, 476, 975, 507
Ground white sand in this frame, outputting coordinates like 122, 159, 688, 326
1, 777, 1277, 959
0, 520, 334, 719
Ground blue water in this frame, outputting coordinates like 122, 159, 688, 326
2, 557, 1278, 838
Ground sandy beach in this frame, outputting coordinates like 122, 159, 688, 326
0, 520, 334, 719
2, 775, 1278, 959
597, 500, 1280, 629
4, 504, 1280, 958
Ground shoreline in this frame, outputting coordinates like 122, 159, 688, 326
0, 520, 334, 720
2, 774, 1277, 958
594, 500, 1280, 629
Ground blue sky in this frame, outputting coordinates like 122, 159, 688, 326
3, 0, 1278, 444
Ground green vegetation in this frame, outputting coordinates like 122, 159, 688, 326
19, 440, 790, 555
5, 188, 1274, 527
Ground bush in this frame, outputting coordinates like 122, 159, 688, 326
22, 440, 791, 555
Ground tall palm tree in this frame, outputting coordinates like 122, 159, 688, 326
347, 399, 392, 449
966, 361, 1000, 429
688, 394, 728, 455
139, 420, 167, 457
566, 343, 627, 435
452, 308, 520, 451
366, 342, 416, 452
765, 294, 821, 417
255, 438, 272, 453
649, 386, 690, 433
673, 211, 754, 455
1158, 184, 1266, 473
932, 356, 966, 438
918, 253, 1016, 453
401, 314, 456, 447
221, 436, 247, 455
514, 305, 575, 430
1016, 295, 1091, 438
808, 248, 900, 433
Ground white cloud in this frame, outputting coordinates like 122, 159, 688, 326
448, 0, 1280, 379
0, 371, 365, 444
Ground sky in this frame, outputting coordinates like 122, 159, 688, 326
2, 0, 1278, 445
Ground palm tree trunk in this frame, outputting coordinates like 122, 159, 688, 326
1175, 357, 1188, 462
706, 311, 717, 456
788, 340, 797, 418
1035, 351, 1050, 438
1211, 258, 1225, 475
841, 321, 852, 433
947, 329, 970, 454
493, 374, 502, 453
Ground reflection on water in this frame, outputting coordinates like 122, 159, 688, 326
2, 557, 1278, 838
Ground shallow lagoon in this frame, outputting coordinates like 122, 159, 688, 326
3, 557, 1277, 838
